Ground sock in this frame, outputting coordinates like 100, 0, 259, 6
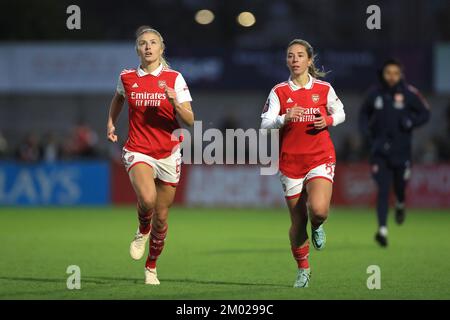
146, 225, 168, 269
137, 203, 153, 235
379, 226, 388, 237
291, 241, 310, 269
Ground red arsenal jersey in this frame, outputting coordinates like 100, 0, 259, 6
261, 75, 346, 178
117, 64, 192, 159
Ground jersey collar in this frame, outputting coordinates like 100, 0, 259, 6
137, 63, 163, 77
288, 73, 314, 90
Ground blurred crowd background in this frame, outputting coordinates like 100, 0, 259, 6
1, 0, 450, 165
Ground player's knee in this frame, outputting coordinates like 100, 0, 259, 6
138, 195, 156, 213
309, 203, 329, 222
152, 216, 167, 231
377, 188, 390, 199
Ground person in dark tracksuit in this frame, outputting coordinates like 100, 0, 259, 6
359, 59, 430, 247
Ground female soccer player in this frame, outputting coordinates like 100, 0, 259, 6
261, 39, 345, 288
106, 26, 194, 285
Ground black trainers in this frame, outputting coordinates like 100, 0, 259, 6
375, 232, 388, 247
395, 206, 406, 225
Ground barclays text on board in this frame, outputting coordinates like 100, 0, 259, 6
0, 161, 110, 206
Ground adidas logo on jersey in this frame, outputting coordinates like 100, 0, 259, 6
286, 97, 293, 103
132, 83, 139, 88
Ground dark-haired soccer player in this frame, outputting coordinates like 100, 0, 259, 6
359, 59, 430, 247
261, 39, 345, 287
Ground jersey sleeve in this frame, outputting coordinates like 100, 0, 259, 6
405, 85, 430, 129
359, 90, 375, 137
174, 73, 193, 104
116, 75, 126, 97
326, 85, 345, 126
260, 89, 285, 129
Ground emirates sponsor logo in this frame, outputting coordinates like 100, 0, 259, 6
130, 91, 167, 107
286, 107, 321, 122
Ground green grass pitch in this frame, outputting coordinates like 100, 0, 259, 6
0, 206, 449, 299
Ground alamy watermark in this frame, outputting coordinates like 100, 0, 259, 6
66, 265, 81, 290
366, 5, 381, 30
66, 5, 81, 30
366, 265, 381, 290
171, 121, 280, 176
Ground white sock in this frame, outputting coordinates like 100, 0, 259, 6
379, 226, 388, 237
396, 201, 405, 209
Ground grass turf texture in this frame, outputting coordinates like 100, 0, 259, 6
0, 206, 449, 300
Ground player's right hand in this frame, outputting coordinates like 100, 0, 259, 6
285, 105, 305, 122
107, 124, 118, 143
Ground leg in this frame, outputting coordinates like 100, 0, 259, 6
305, 178, 333, 230
145, 181, 177, 270
128, 164, 157, 260
287, 194, 311, 288
371, 158, 392, 246
304, 178, 332, 251
392, 161, 410, 224
371, 159, 392, 230
129, 164, 157, 233
287, 195, 309, 249
392, 165, 407, 204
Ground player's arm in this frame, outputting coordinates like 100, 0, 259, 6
401, 86, 431, 130
165, 74, 195, 127
107, 77, 126, 143
176, 102, 194, 127
315, 85, 345, 130
260, 89, 302, 129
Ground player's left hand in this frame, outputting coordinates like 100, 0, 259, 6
164, 85, 178, 107
314, 115, 327, 130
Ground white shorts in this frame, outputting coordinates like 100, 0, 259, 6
280, 162, 335, 199
122, 148, 182, 186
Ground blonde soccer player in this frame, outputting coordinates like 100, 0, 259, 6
106, 26, 194, 285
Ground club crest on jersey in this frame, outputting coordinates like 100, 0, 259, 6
127, 155, 134, 163
158, 80, 166, 89
311, 94, 320, 103
394, 93, 405, 109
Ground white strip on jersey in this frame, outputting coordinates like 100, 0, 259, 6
325, 85, 345, 126
260, 84, 288, 129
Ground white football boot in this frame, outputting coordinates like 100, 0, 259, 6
129, 228, 150, 260
293, 268, 311, 288
145, 268, 160, 285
